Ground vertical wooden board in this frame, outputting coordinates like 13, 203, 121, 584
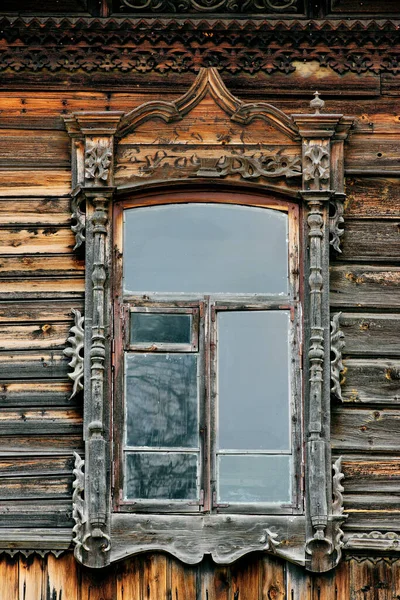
116, 556, 141, 600
333, 558, 350, 600
311, 569, 336, 600
0, 555, 18, 600
170, 557, 197, 600
286, 562, 311, 600
261, 555, 285, 600
230, 554, 261, 600
200, 558, 230, 600
143, 554, 167, 600
80, 564, 115, 600
46, 553, 79, 600
19, 555, 45, 600
390, 558, 400, 599
350, 559, 374, 600
374, 560, 392, 600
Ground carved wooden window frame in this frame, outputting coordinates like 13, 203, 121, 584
112, 190, 302, 518
64, 68, 353, 572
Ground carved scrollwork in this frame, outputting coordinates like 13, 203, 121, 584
120, 0, 297, 12
332, 457, 345, 516
64, 309, 84, 399
85, 141, 112, 183
303, 144, 330, 190
71, 193, 86, 250
329, 197, 344, 254
72, 452, 85, 562
259, 529, 281, 553
0, 549, 65, 558
118, 148, 302, 181
346, 531, 400, 552
331, 312, 345, 402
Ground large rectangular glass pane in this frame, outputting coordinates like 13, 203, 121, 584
217, 311, 290, 451
218, 455, 291, 503
124, 204, 288, 294
130, 312, 192, 345
125, 452, 198, 500
126, 354, 199, 448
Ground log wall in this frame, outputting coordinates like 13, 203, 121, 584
0, 82, 399, 595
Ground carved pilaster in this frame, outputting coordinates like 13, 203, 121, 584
82, 189, 113, 567
301, 190, 333, 570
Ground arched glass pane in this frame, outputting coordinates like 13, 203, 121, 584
124, 203, 288, 295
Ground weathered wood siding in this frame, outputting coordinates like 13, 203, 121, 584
0, 80, 399, 594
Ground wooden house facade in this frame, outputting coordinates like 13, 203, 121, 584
0, 1, 400, 598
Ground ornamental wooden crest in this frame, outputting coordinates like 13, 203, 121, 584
64, 68, 353, 572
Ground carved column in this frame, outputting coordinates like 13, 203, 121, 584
293, 96, 349, 572
65, 112, 123, 568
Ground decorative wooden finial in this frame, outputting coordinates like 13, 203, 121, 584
310, 91, 325, 114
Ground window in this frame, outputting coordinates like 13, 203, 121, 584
113, 193, 302, 515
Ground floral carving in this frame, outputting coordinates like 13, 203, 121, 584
331, 312, 345, 402
259, 529, 281, 553
85, 141, 112, 183
64, 309, 84, 399
120, 0, 298, 12
303, 144, 330, 190
118, 148, 302, 181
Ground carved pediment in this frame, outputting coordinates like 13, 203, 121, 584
114, 68, 301, 192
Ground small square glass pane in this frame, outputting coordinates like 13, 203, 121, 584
218, 454, 291, 504
130, 312, 192, 345
125, 353, 199, 448
125, 452, 198, 500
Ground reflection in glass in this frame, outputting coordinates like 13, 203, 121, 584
130, 312, 192, 345
218, 455, 291, 503
124, 204, 288, 294
125, 354, 198, 448
125, 452, 198, 500
218, 311, 290, 451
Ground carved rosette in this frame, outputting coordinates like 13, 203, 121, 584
85, 140, 113, 185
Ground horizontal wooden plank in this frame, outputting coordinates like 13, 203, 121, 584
0, 455, 74, 476
339, 313, 400, 357
0, 323, 71, 351
330, 265, 400, 309
0, 170, 70, 197
0, 501, 73, 528
332, 407, 400, 452
0, 381, 75, 407
344, 494, 400, 510
0, 227, 75, 255
341, 359, 400, 405
0, 255, 84, 276
341, 220, 400, 262
344, 512, 400, 531
0, 352, 69, 380
0, 408, 82, 436
0, 278, 84, 299
0, 476, 71, 500
0, 197, 71, 225
339, 458, 400, 493
0, 130, 69, 168
345, 137, 400, 173
0, 300, 83, 323
0, 435, 83, 452
345, 178, 400, 219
